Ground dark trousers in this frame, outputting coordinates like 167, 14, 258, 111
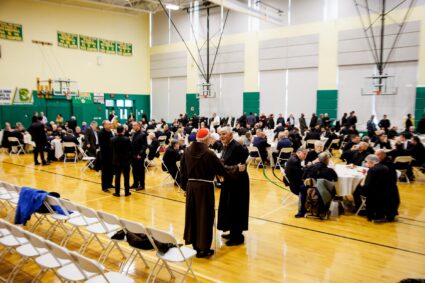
33, 143, 46, 164
131, 158, 145, 189
292, 184, 307, 215
101, 162, 114, 191
115, 164, 130, 195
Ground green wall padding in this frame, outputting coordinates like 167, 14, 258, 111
316, 90, 338, 121
186, 93, 199, 118
243, 92, 260, 115
415, 87, 425, 126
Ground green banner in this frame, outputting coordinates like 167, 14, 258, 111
99, 38, 116, 54
13, 88, 33, 104
73, 93, 93, 105
57, 31, 78, 49
117, 42, 132, 56
0, 21, 23, 41
79, 35, 98, 52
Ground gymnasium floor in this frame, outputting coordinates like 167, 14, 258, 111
0, 152, 424, 283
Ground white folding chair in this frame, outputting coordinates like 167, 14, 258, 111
276, 147, 293, 169
6, 225, 49, 282
96, 211, 127, 266
145, 226, 198, 283
393, 156, 414, 183
326, 139, 340, 156
306, 139, 317, 149
158, 136, 167, 147
59, 199, 98, 249
0, 183, 20, 221
119, 219, 150, 275
23, 231, 70, 283
78, 147, 96, 171
356, 196, 367, 216
0, 219, 29, 264
62, 142, 78, 163
247, 146, 264, 169
46, 241, 96, 282
8, 136, 25, 155
70, 251, 134, 283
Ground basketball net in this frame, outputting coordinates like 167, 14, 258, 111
65, 92, 72, 100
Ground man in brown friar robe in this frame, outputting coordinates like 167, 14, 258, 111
181, 128, 245, 258
218, 127, 250, 246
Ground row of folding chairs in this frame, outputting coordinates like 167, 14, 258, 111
0, 182, 198, 282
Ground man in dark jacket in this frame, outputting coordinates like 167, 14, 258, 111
28, 116, 49, 165
111, 126, 132, 197
218, 127, 250, 246
83, 121, 98, 157
130, 122, 147, 191
378, 114, 391, 132
285, 149, 308, 218
303, 152, 338, 182
162, 140, 182, 186
98, 120, 114, 192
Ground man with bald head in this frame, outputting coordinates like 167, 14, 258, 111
98, 120, 114, 192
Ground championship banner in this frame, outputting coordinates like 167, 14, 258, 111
116, 42, 132, 56
73, 92, 93, 104
57, 31, 78, 49
99, 38, 116, 54
93, 92, 104, 104
0, 88, 13, 105
79, 35, 98, 52
0, 21, 23, 41
13, 88, 33, 104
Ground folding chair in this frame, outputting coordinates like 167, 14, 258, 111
6, 225, 49, 282
62, 142, 78, 163
325, 139, 340, 156
0, 219, 29, 264
42, 195, 77, 240
8, 137, 25, 155
145, 226, 198, 283
78, 147, 96, 171
247, 146, 264, 169
96, 211, 127, 266
45, 241, 97, 282
0, 183, 20, 221
306, 139, 317, 149
276, 147, 293, 169
144, 148, 156, 175
158, 136, 167, 147
394, 156, 414, 183
119, 218, 150, 275
355, 196, 367, 216
59, 199, 98, 249
70, 251, 135, 283
23, 230, 71, 283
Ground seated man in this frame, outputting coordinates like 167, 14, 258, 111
407, 136, 425, 167
162, 140, 182, 186
348, 142, 372, 166
284, 149, 308, 218
147, 133, 160, 161
353, 154, 398, 222
303, 152, 338, 182
272, 131, 293, 165
374, 134, 392, 149
305, 140, 324, 165
252, 130, 270, 165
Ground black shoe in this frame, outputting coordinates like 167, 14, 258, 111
294, 213, 305, 218
196, 249, 214, 258
113, 193, 120, 197
135, 186, 145, 191
221, 234, 231, 239
102, 189, 109, 192
42, 162, 50, 166
34, 162, 41, 165
125, 192, 131, 197
226, 236, 244, 246
108, 185, 115, 189
130, 184, 138, 189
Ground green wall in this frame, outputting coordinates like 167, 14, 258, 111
316, 90, 338, 122
0, 92, 150, 128
415, 87, 425, 126
243, 92, 260, 115
186, 93, 199, 117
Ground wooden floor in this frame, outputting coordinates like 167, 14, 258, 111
1, 151, 425, 283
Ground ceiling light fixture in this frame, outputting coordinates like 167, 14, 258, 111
165, 3, 180, 10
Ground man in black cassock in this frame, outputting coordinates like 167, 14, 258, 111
180, 128, 245, 258
217, 127, 250, 246
130, 121, 147, 191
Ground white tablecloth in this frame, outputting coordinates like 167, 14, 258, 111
334, 164, 366, 196
23, 133, 32, 144
51, 138, 64, 159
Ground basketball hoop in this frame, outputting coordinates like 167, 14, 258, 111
361, 74, 397, 96
64, 92, 72, 100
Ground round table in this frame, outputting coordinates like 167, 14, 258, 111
333, 164, 366, 196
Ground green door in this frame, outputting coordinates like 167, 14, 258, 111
186, 93, 199, 118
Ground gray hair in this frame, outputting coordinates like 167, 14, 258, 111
314, 140, 324, 147
318, 152, 330, 164
220, 126, 233, 134
365, 154, 379, 164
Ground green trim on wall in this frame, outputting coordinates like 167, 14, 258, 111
186, 93, 199, 118
243, 92, 260, 115
316, 90, 338, 121
415, 87, 425, 126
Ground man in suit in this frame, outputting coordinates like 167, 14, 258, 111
218, 127, 250, 246
130, 122, 147, 191
111, 126, 132, 197
299, 114, 307, 135
67, 116, 77, 132
162, 140, 182, 186
98, 120, 114, 192
28, 116, 49, 165
83, 121, 98, 157
252, 130, 270, 165
285, 149, 308, 218
378, 114, 391, 133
